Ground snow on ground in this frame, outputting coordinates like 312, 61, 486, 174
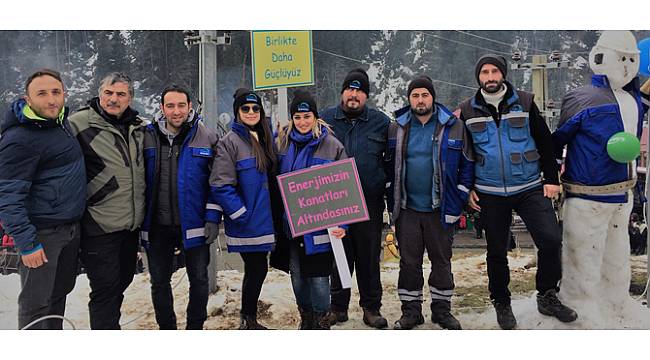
1, 251, 648, 330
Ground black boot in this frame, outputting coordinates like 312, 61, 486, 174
239, 314, 268, 330
312, 312, 331, 330
430, 300, 462, 330
298, 307, 314, 330
326, 309, 348, 326
362, 308, 388, 329
393, 313, 424, 330
492, 300, 517, 330
537, 289, 578, 323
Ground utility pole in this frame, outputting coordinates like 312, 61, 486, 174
510, 51, 571, 131
183, 30, 231, 293
183, 30, 232, 137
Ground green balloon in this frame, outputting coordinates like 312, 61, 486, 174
606, 132, 640, 163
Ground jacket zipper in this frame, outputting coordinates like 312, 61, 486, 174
496, 113, 508, 195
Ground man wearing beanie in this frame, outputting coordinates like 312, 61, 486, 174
389, 76, 473, 330
320, 67, 392, 329
458, 54, 577, 329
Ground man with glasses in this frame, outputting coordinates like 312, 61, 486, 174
69, 72, 147, 329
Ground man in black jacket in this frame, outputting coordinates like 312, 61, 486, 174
0, 69, 86, 329
320, 68, 392, 328
460, 55, 576, 329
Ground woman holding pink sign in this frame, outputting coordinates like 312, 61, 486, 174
211, 88, 283, 330
273, 90, 347, 330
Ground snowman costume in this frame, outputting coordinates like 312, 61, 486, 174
553, 31, 650, 327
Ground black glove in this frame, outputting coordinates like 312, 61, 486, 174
205, 222, 219, 245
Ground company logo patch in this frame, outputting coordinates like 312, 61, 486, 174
297, 102, 311, 112
245, 94, 258, 103
349, 80, 361, 89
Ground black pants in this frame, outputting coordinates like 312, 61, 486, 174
330, 201, 384, 312
81, 230, 139, 329
396, 209, 454, 316
239, 252, 269, 317
479, 187, 562, 303
18, 222, 80, 330
147, 225, 210, 330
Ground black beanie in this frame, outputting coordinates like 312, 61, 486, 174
233, 88, 265, 120
290, 90, 319, 119
407, 75, 436, 101
475, 54, 508, 85
340, 68, 370, 96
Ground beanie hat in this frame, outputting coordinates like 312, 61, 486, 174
340, 68, 370, 96
233, 88, 265, 120
475, 54, 508, 84
407, 75, 436, 100
290, 90, 319, 119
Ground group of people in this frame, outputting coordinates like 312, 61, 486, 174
1, 30, 649, 331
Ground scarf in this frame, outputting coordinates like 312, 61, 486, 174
280, 127, 327, 175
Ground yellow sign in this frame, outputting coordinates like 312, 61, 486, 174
251, 31, 314, 90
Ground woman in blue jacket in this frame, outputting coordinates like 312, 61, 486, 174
211, 88, 282, 329
274, 90, 347, 329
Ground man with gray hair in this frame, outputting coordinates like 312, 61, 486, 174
68, 72, 147, 329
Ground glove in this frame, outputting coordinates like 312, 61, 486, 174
204, 222, 219, 245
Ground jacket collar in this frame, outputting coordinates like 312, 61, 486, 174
2, 99, 69, 134
231, 120, 252, 142
88, 97, 141, 126
592, 74, 639, 93
334, 104, 369, 122
394, 103, 455, 127
471, 80, 519, 113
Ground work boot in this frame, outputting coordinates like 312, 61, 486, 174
298, 307, 314, 330
537, 289, 578, 323
492, 301, 517, 330
239, 314, 268, 330
393, 313, 424, 330
362, 308, 388, 329
312, 312, 331, 330
430, 300, 462, 330
326, 309, 348, 326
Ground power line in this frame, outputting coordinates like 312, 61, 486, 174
418, 31, 511, 56
454, 30, 576, 56
431, 79, 475, 91
312, 45, 476, 91
454, 30, 515, 48
313, 47, 365, 64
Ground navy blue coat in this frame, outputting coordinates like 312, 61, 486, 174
0, 99, 86, 255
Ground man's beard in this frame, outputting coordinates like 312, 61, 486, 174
412, 104, 432, 116
341, 98, 364, 115
481, 79, 504, 94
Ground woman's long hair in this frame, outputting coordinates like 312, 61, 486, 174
241, 115, 277, 173
276, 117, 333, 152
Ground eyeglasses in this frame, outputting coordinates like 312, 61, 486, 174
240, 105, 260, 113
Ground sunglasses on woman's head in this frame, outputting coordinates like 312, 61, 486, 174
240, 105, 260, 113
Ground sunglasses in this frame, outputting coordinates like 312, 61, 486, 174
240, 105, 260, 113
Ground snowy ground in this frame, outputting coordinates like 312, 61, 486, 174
1, 250, 648, 330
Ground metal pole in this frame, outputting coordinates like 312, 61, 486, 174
646, 149, 650, 308
531, 55, 548, 119
277, 87, 289, 129
199, 30, 220, 294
